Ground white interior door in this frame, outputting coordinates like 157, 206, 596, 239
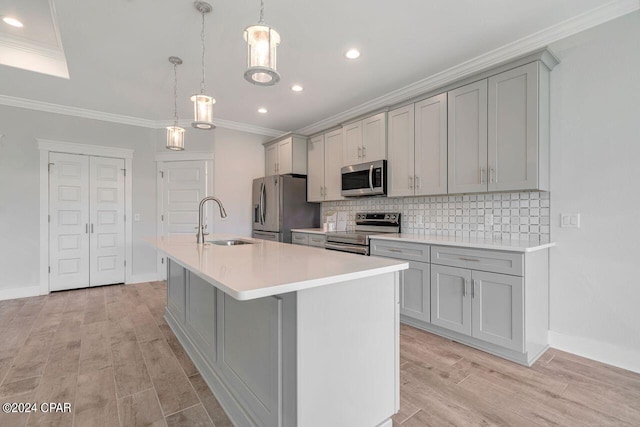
89, 156, 125, 286
49, 153, 90, 291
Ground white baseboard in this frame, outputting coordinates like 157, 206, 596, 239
127, 273, 162, 285
0, 285, 42, 301
549, 330, 640, 374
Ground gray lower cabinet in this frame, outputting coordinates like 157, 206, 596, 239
291, 231, 325, 248
430, 265, 524, 352
167, 260, 186, 323
372, 239, 548, 366
400, 261, 431, 323
185, 273, 218, 367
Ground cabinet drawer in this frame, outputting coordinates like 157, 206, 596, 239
291, 232, 309, 245
308, 234, 326, 248
431, 246, 523, 276
370, 239, 430, 262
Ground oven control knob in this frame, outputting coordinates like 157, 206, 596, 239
384, 214, 390, 220
390, 214, 396, 220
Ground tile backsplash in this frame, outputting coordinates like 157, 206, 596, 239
322, 191, 550, 242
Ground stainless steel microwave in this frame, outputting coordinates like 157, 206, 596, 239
341, 160, 387, 197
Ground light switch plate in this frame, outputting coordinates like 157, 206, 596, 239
560, 213, 580, 228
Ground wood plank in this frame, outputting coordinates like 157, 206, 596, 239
111, 333, 153, 398
117, 388, 165, 427
74, 367, 119, 427
78, 321, 112, 374
158, 324, 198, 377
139, 338, 199, 416
165, 404, 213, 426
188, 374, 233, 427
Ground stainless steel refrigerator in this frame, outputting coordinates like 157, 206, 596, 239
252, 175, 320, 243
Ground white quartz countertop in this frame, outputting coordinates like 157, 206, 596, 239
290, 228, 326, 235
369, 233, 555, 252
148, 235, 407, 301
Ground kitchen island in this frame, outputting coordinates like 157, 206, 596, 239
149, 235, 409, 427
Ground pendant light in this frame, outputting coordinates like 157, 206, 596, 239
191, 1, 216, 130
166, 56, 185, 151
243, 0, 280, 86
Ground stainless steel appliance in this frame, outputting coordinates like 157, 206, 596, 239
252, 175, 320, 243
341, 160, 387, 197
325, 212, 400, 255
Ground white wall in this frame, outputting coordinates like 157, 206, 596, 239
0, 106, 159, 298
548, 11, 640, 372
155, 126, 269, 237
0, 106, 269, 300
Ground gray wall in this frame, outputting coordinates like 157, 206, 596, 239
547, 11, 640, 372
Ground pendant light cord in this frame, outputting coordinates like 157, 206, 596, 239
259, 0, 264, 23
200, 10, 206, 94
173, 62, 179, 126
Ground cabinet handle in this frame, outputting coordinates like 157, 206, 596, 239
324, 186, 327, 197
362, 146, 367, 158
409, 176, 413, 189
357, 146, 362, 158
387, 248, 402, 253
480, 168, 486, 184
320, 186, 324, 197
459, 257, 480, 262
490, 167, 497, 183
415, 176, 420, 189
85, 224, 89, 234
91, 224, 94, 234
463, 279, 468, 297
472, 279, 477, 299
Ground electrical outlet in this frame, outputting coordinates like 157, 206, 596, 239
484, 214, 494, 226
134, 213, 141, 222
560, 213, 580, 228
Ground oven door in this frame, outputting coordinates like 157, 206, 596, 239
325, 242, 369, 255
341, 160, 386, 197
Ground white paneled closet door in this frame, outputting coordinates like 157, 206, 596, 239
49, 153, 90, 291
89, 156, 125, 286
49, 153, 125, 291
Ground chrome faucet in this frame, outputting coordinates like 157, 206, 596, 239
196, 196, 227, 243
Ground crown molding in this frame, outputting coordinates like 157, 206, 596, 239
155, 150, 215, 162
0, 94, 285, 137
37, 138, 134, 159
295, 0, 639, 136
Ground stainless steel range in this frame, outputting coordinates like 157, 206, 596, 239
325, 212, 401, 255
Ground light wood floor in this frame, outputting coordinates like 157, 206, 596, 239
1, 283, 639, 427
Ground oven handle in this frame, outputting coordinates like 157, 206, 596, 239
325, 242, 369, 256
369, 164, 374, 192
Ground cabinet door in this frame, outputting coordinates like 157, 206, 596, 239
415, 94, 447, 195
447, 80, 488, 194
291, 232, 309, 245
307, 135, 325, 202
430, 265, 471, 336
471, 271, 524, 352
400, 261, 430, 323
342, 121, 362, 166
387, 105, 415, 197
277, 137, 293, 175
362, 112, 387, 162
324, 129, 344, 200
265, 143, 278, 175
488, 62, 539, 192
167, 259, 186, 324
186, 272, 218, 366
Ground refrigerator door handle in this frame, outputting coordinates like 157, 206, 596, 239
260, 183, 266, 224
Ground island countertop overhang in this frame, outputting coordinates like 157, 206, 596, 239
147, 234, 408, 301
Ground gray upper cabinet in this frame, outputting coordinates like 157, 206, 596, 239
488, 62, 549, 192
264, 134, 307, 176
387, 104, 415, 197
342, 112, 387, 166
307, 129, 344, 202
415, 94, 448, 195
448, 80, 489, 194
388, 94, 447, 197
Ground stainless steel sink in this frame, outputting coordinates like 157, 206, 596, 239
208, 239, 254, 246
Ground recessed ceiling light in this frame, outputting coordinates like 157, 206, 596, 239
345, 49, 360, 59
2, 16, 23, 28
258, 107, 268, 114
291, 84, 303, 92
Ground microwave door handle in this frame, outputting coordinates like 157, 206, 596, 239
369, 165, 374, 192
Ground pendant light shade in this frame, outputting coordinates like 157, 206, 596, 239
166, 56, 185, 151
192, 1, 216, 130
244, 0, 280, 86
166, 126, 185, 151
190, 94, 216, 129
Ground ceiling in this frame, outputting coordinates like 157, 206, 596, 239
0, 0, 633, 134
